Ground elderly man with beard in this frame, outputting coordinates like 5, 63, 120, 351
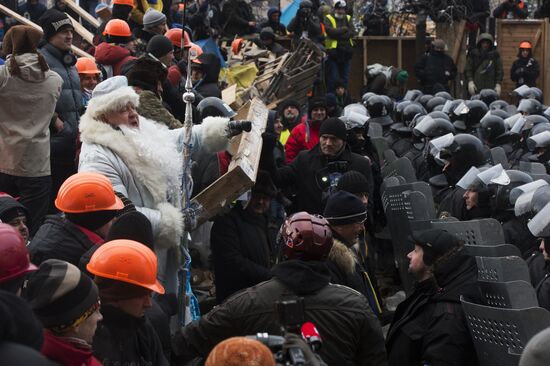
77, 75, 232, 292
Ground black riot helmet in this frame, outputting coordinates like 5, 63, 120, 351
299, 0, 313, 8
489, 100, 509, 111
402, 103, 426, 126
197, 97, 237, 119
426, 96, 447, 112
442, 134, 485, 185
395, 101, 412, 123
530, 122, 550, 137
434, 91, 453, 100
490, 170, 533, 213
528, 87, 544, 103
413, 117, 455, 138
479, 89, 499, 106
466, 100, 489, 126
518, 98, 543, 116
490, 109, 511, 120
479, 115, 507, 146
361, 92, 376, 106
418, 94, 433, 109
428, 111, 451, 121
380, 95, 394, 116
403, 89, 423, 102
367, 95, 393, 126
524, 115, 550, 134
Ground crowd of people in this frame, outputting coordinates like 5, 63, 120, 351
3, 0, 550, 365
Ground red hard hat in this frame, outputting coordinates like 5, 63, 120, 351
0, 223, 37, 284
281, 212, 333, 261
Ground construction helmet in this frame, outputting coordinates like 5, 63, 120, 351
76, 57, 101, 74
164, 28, 191, 48
87, 239, 165, 294
281, 212, 333, 262
0, 224, 37, 284
519, 41, 532, 49
188, 43, 203, 60
54, 172, 124, 213
231, 38, 244, 55
112, 0, 134, 7
103, 19, 132, 37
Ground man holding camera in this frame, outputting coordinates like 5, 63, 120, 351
174, 212, 388, 366
287, 0, 323, 48
493, 0, 528, 19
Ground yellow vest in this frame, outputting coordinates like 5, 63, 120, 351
280, 129, 291, 145
324, 14, 354, 50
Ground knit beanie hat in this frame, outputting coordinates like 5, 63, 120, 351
126, 56, 167, 92
95, 277, 152, 302
38, 9, 73, 41
0, 194, 28, 224
143, 9, 166, 28
396, 70, 409, 84
66, 209, 119, 231
308, 96, 327, 117
27, 259, 99, 332
409, 229, 461, 266
2, 25, 49, 75
519, 327, 550, 366
324, 191, 367, 225
106, 211, 155, 250
319, 117, 347, 141
205, 337, 276, 366
336, 170, 369, 195
251, 171, 277, 198
85, 75, 139, 119
146, 35, 173, 58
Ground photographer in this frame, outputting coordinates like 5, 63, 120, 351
493, 0, 528, 19
174, 212, 388, 366
362, 0, 390, 36
287, 0, 323, 48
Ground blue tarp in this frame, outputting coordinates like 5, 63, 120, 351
195, 37, 227, 68
280, 0, 300, 26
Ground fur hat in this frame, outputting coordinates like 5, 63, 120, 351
127, 56, 167, 92
27, 259, 99, 332
86, 75, 139, 119
205, 337, 275, 366
2, 25, 49, 75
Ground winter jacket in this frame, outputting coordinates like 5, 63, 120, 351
493, 0, 528, 18
527, 251, 548, 287
42, 331, 102, 366
415, 50, 457, 94
502, 215, 539, 258
39, 43, 82, 165
210, 204, 273, 303
465, 35, 503, 91
386, 253, 480, 366
193, 53, 221, 99
93, 305, 168, 366
28, 214, 103, 266
510, 56, 540, 87
94, 42, 136, 77
220, 0, 256, 37
0, 290, 44, 351
275, 145, 374, 215
323, 13, 355, 60
260, 8, 287, 36
287, 14, 323, 46
137, 90, 183, 129
175, 260, 388, 366
187, 1, 222, 40
0, 54, 62, 177
285, 119, 322, 163
327, 236, 382, 316
536, 271, 550, 312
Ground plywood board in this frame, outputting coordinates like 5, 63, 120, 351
221, 84, 237, 106
192, 98, 268, 224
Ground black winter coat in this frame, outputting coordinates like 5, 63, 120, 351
211, 205, 273, 303
502, 215, 539, 258
275, 145, 374, 215
386, 254, 480, 366
220, 0, 256, 37
175, 260, 388, 366
415, 50, 457, 94
28, 215, 97, 266
510, 57, 540, 87
194, 53, 221, 99
536, 272, 550, 312
93, 305, 169, 366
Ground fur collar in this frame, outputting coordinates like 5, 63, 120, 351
79, 113, 182, 206
328, 237, 358, 274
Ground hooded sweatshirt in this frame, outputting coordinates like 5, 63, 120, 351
94, 42, 136, 77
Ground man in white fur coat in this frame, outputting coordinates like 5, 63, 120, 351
78, 76, 230, 291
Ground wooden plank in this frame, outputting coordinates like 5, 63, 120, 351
0, 4, 94, 59
64, 0, 100, 28
221, 84, 237, 106
532, 28, 542, 53
363, 38, 368, 86
192, 98, 268, 224
397, 38, 402, 69
68, 14, 94, 45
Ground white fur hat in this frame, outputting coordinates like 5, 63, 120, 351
86, 75, 140, 119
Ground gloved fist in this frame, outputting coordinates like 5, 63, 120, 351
283, 333, 323, 366
225, 120, 252, 138
495, 83, 502, 96
468, 80, 477, 96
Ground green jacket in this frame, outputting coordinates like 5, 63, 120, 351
465, 48, 503, 90
138, 90, 183, 130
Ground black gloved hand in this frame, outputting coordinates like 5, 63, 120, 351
226, 120, 252, 137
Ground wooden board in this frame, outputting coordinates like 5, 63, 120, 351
221, 84, 237, 107
0, 4, 94, 59
64, 0, 100, 28
192, 98, 268, 224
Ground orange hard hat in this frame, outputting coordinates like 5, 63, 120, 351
55, 172, 124, 213
103, 19, 132, 37
519, 41, 532, 49
87, 239, 165, 294
231, 38, 244, 55
188, 43, 203, 60
112, 0, 134, 7
76, 57, 101, 74
164, 28, 191, 48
